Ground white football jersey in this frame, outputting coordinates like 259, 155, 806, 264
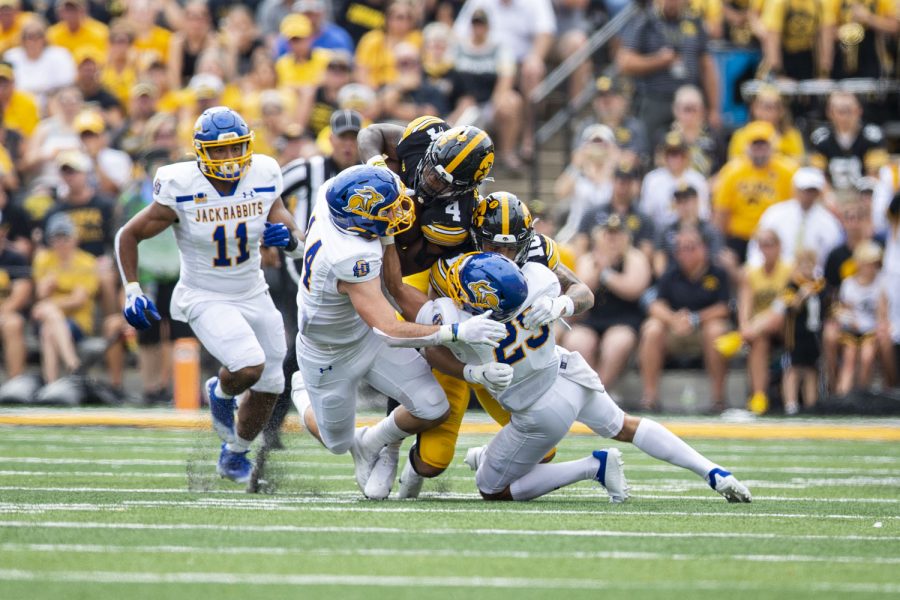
153, 155, 283, 298
416, 261, 561, 411
296, 182, 384, 347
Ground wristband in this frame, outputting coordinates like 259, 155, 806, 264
689, 312, 701, 329
283, 235, 305, 259
438, 323, 459, 343
380, 235, 395, 247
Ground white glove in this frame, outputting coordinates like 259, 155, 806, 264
464, 362, 514, 396
440, 311, 508, 348
521, 295, 574, 330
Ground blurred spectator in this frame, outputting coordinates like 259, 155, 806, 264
721, 0, 762, 47
0, 182, 29, 254
0, 212, 30, 379
258, 0, 303, 40
687, 0, 724, 39
0, 0, 29, 56
31, 212, 96, 383
669, 84, 722, 177
142, 58, 181, 115
111, 82, 160, 159
193, 50, 244, 112
563, 214, 652, 390
378, 41, 448, 122
47, 0, 109, 58
177, 73, 226, 147
884, 194, 900, 383
421, 21, 456, 102
252, 90, 292, 156
73, 110, 133, 197
3, 15, 75, 112
453, 0, 558, 160
810, 91, 887, 192
780, 249, 825, 414
72, 47, 123, 124
276, 13, 330, 89
713, 120, 796, 262
335, 0, 388, 45
640, 131, 709, 233
290, 0, 354, 54
355, 0, 422, 89
727, 85, 804, 162
0, 109, 23, 192
618, 0, 721, 138
575, 75, 648, 168
652, 182, 723, 279
450, 10, 523, 172
820, 0, 897, 80
835, 241, 888, 395
122, 0, 172, 67
735, 228, 791, 415
100, 19, 138, 109
220, 5, 265, 78
336, 82, 379, 123
140, 112, 181, 159
168, 0, 220, 89
554, 124, 619, 243
857, 176, 892, 238
746, 167, 842, 269
640, 225, 731, 412
22, 86, 83, 184
118, 147, 189, 405
578, 162, 654, 260
551, 0, 592, 99
758, 0, 822, 80
0, 60, 38, 138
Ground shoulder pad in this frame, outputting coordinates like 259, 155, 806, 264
810, 127, 830, 146
862, 124, 883, 143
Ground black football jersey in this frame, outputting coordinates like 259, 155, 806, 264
810, 124, 886, 190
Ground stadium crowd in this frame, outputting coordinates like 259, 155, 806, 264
0, 0, 899, 416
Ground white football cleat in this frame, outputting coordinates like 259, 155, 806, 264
707, 468, 752, 503
364, 444, 400, 500
396, 457, 424, 499
593, 448, 629, 503
464, 446, 484, 472
348, 426, 379, 493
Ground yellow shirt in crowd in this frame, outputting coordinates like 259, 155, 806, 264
822, 0, 896, 26
0, 11, 33, 54
133, 25, 171, 66
714, 155, 798, 240
3, 88, 40, 137
275, 49, 330, 88
746, 259, 794, 317
102, 65, 138, 107
47, 17, 109, 56
354, 30, 422, 88
32, 248, 99, 334
760, 0, 822, 54
728, 124, 805, 161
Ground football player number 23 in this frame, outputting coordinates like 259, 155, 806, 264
494, 315, 549, 365
212, 222, 250, 267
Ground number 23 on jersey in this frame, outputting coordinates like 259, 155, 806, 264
494, 314, 549, 364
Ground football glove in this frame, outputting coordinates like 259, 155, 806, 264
463, 362, 514, 396
441, 311, 508, 348
521, 295, 574, 330
123, 282, 161, 330
263, 222, 304, 257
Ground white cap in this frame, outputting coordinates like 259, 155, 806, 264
580, 124, 616, 146
792, 167, 826, 191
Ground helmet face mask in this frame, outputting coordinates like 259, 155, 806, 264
415, 126, 494, 201
471, 192, 535, 266
326, 165, 415, 239
193, 107, 254, 181
447, 252, 528, 323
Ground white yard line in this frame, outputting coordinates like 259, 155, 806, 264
0, 568, 895, 594
0, 520, 896, 541
1, 542, 898, 565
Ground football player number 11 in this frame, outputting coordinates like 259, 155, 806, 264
212, 222, 250, 267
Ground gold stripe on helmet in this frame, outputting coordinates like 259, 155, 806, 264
500, 192, 510, 236
402, 116, 445, 141
445, 130, 488, 175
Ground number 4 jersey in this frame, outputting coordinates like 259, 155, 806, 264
152, 154, 283, 301
416, 261, 561, 412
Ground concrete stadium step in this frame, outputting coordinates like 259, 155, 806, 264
609, 370, 751, 414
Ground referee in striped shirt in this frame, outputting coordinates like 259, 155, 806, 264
260, 109, 363, 455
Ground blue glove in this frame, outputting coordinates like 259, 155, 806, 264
263, 221, 292, 248
123, 282, 161, 330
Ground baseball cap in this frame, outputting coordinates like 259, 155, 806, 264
471, 8, 489, 24
73, 46, 105, 66
73, 110, 105, 134
614, 162, 640, 180
57, 150, 92, 173
131, 81, 158, 98
673, 182, 698, 199
792, 167, 826, 191
280, 13, 312, 39
853, 240, 882, 264
189, 73, 224, 100
743, 120, 776, 144
337, 83, 376, 111
580, 124, 615, 146
45, 213, 76, 238
661, 130, 688, 152
330, 109, 363, 135
595, 75, 627, 96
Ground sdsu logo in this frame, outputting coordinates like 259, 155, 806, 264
353, 260, 370, 278
344, 186, 384, 215
467, 279, 500, 311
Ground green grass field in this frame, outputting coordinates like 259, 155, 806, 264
0, 417, 898, 599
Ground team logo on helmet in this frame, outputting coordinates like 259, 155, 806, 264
474, 153, 494, 184
466, 280, 501, 311
344, 186, 384, 216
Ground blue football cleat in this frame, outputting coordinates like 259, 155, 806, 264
217, 443, 252, 483
706, 467, 752, 503
206, 376, 236, 444
593, 448, 628, 503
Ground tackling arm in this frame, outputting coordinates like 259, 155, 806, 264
357, 123, 405, 171
382, 243, 430, 320
553, 261, 594, 315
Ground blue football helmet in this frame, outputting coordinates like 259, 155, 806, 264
325, 164, 415, 239
447, 252, 528, 323
193, 106, 254, 181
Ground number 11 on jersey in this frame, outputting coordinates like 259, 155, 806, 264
212, 222, 250, 267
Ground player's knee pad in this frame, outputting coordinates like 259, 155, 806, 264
404, 381, 449, 422
319, 425, 353, 455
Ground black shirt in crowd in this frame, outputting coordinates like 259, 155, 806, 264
656, 263, 730, 312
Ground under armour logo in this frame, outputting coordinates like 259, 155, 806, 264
242, 191, 256, 199
319, 365, 333, 374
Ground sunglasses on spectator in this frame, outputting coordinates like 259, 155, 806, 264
676, 243, 699, 252
677, 104, 701, 112
327, 62, 351, 72
396, 58, 419, 68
